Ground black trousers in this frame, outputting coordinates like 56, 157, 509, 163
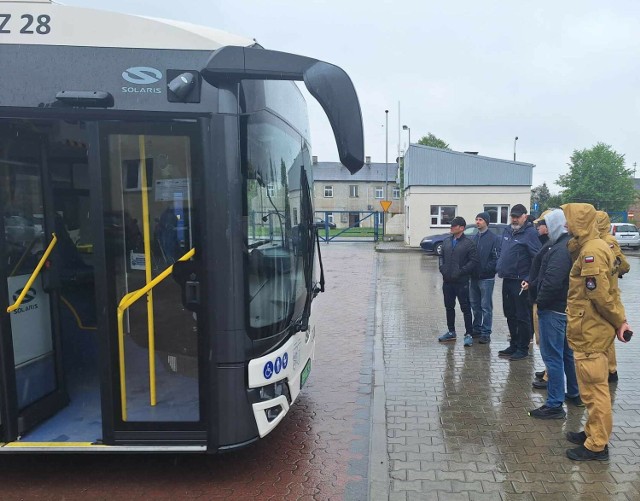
502, 278, 531, 352
442, 281, 473, 334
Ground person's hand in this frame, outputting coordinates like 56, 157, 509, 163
617, 322, 632, 343
520, 280, 529, 291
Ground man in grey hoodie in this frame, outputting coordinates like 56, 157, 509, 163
527, 208, 581, 419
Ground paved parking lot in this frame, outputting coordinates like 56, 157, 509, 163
373, 247, 640, 501
1, 242, 638, 500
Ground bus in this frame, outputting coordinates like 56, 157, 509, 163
0, 0, 364, 452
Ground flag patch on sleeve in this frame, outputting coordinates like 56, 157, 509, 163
584, 256, 595, 263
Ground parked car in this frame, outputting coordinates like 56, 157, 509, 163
420, 223, 508, 255
314, 217, 336, 229
610, 223, 640, 249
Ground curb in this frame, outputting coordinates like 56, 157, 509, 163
368, 254, 389, 501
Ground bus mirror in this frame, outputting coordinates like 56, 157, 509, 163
201, 46, 364, 174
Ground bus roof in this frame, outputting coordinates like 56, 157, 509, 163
1, 1, 254, 50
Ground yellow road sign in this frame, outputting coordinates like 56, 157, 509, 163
380, 200, 392, 212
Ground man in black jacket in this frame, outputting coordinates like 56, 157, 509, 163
438, 217, 479, 346
469, 212, 501, 345
527, 208, 580, 419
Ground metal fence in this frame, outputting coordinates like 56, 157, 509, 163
315, 210, 380, 242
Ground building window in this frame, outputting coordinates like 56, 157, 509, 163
375, 212, 384, 226
267, 182, 275, 197
293, 208, 298, 225
375, 186, 384, 199
349, 185, 359, 198
324, 185, 333, 198
392, 187, 400, 199
430, 205, 456, 226
484, 205, 509, 224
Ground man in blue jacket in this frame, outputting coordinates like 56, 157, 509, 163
469, 212, 500, 345
528, 208, 581, 419
496, 204, 541, 360
438, 217, 479, 346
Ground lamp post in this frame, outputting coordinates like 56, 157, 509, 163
513, 136, 518, 161
385, 110, 389, 200
402, 124, 411, 147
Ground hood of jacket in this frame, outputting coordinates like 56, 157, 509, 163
561, 203, 599, 246
545, 208, 568, 244
595, 210, 611, 238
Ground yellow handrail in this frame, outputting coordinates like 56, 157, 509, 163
7, 233, 57, 313
116, 248, 195, 421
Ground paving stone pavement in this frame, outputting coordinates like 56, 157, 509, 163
372, 249, 640, 501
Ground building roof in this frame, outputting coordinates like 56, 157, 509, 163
312, 161, 398, 183
404, 144, 534, 188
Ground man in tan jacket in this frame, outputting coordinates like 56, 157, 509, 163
595, 210, 631, 383
562, 203, 632, 461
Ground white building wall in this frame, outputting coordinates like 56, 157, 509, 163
404, 185, 531, 247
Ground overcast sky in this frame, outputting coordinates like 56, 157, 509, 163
64, 0, 640, 191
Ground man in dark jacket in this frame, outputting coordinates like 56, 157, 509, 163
438, 217, 479, 346
469, 212, 500, 345
527, 208, 581, 419
496, 204, 542, 360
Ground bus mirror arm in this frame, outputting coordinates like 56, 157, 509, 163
201, 46, 364, 174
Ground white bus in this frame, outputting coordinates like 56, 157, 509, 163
0, 0, 364, 452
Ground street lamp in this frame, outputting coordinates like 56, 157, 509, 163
402, 124, 411, 147
513, 136, 518, 161
385, 110, 389, 200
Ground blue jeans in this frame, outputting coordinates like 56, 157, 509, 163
538, 309, 579, 407
469, 278, 494, 336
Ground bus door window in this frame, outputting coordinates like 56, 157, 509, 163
103, 127, 200, 422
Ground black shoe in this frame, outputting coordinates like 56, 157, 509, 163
498, 347, 516, 357
479, 335, 491, 344
608, 371, 618, 383
534, 370, 546, 380
566, 445, 609, 461
565, 394, 585, 407
532, 379, 547, 389
509, 350, 529, 361
528, 404, 566, 420
471, 331, 482, 339
566, 431, 587, 445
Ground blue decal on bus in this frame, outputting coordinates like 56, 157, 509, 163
282, 352, 288, 369
274, 357, 282, 374
263, 361, 274, 380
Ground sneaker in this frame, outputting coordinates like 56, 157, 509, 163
463, 334, 473, 347
532, 379, 547, 389
565, 394, 585, 407
498, 347, 516, 357
438, 331, 457, 342
528, 404, 566, 420
566, 445, 609, 461
608, 371, 618, 383
479, 335, 491, 344
535, 370, 546, 380
509, 350, 529, 361
566, 431, 587, 445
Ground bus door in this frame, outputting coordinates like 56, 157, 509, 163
94, 121, 205, 441
0, 124, 67, 440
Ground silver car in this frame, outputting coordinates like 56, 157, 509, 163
610, 223, 640, 249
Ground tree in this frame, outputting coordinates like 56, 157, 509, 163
557, 143, 637, 212
530, 182, 551, 210
417, 133, 450, 150
544, 193, 565, 210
